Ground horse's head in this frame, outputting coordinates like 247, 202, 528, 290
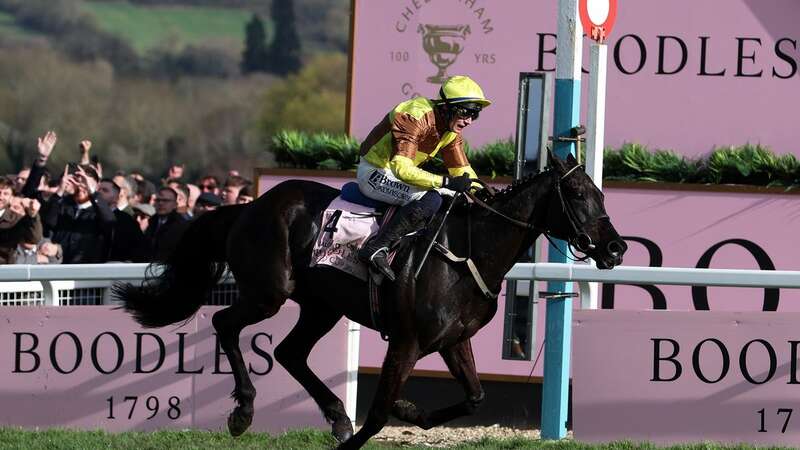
544, 151, 626, 269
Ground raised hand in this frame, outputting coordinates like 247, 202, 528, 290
79, 140, 92, 165
74, 166, 97, 194
21, 197, 40, 217
57, 165, 72, 197
9, 197, 24, 216
92, 161, 103, 179
36, 131, 57, 163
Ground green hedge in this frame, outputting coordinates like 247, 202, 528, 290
269, 130, 800, 188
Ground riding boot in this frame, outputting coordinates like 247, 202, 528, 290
358, 192, 441, 282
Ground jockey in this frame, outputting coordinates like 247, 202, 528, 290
356, 75, 490, 282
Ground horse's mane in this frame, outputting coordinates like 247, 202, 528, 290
474, 168, 550, 204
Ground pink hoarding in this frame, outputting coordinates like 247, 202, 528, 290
604, 186, 800, 312
0, 306, 351, 432
573, 309, 800, 445
350, 0, 800, 156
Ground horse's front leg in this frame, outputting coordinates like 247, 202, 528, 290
337, 340, 419, 450
391, 338, 484, 429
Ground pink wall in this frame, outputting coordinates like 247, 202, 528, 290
0, 305, 350, 432
573, 309, 800, 445
605, 187, 800, 312
350, 0, 800, 156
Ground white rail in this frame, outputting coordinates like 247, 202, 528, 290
0, 263, 235, 306
505, 262, 800, 310
506, 263, 800, 288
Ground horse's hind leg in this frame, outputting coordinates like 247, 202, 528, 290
391, 339, 484, 429
275, 306, 353, 443
212, 284, 285, 437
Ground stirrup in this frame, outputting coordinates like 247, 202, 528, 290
369, 247, 396, 282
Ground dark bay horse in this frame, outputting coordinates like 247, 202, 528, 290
115, 152, 626, 449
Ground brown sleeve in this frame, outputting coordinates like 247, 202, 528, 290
23, 215, 43, 245
441, 134, 470, 168
358, 114, 392, 156
391, 113, 424, 160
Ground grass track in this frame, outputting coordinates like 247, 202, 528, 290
0, 428, 792, 450
82, 2, 258, 53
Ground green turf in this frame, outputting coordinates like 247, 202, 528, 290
82, 2, 262, 53
0, 428, 793, 450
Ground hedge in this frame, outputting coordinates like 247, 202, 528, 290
269, 130, 800, 188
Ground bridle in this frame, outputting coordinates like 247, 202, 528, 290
465, 164, 605, 262
554, 164, 608, 256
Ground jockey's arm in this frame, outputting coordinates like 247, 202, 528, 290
441, 135, 482, 190
388, 155, 445, 189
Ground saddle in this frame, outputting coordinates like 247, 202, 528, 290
310, 182, 398, 337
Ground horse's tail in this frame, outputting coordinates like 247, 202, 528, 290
114, 204, 247, 328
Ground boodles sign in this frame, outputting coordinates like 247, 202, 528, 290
573, 310, 800, 445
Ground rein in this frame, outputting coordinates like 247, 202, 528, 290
465, 168, 596, 262
430, 167, 602, 298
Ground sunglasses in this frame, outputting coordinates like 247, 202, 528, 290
200, 184, 216, 190
452, 105, 481, 120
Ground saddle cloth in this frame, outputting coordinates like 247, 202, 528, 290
310, 197, 380, 281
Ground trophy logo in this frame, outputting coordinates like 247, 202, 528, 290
418, 24, 471, 84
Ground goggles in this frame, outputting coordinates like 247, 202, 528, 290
451, 104, 482, 121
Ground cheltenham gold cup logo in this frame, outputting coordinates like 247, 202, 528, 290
418, 24, 471, 84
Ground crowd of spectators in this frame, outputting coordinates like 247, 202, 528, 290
0, 131, 255, 265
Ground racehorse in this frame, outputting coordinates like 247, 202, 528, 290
115, 152, 626, 449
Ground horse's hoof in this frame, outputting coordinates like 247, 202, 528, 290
227, 407, 253, 437
331, 418, 354, 443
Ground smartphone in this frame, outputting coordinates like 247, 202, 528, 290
91, 155, 100, 166
67, 163, 80, 175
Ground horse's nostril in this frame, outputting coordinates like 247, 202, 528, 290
607, 240, 625, 255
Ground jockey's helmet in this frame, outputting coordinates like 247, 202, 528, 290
437, 75, 492, 108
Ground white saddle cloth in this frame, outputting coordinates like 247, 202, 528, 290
310, 197, 380, 281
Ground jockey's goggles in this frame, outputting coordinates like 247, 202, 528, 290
451, 103, 482, 120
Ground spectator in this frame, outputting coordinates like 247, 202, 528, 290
44, 164, 115, 264
0, 178, 43, 264
97, 178, 146, 262
165, 164, 185, 184
198, 175, 220, 196
193, 191, 222, 217
14, 237, 62, 264
21, 131, 58, 205
134, 177, 156, 206
13, 168, 29, 195
166, 179, 191, 220
221, 175, 250, 206
112, 174, 135, 216
145, 187, 188, 261
132, 203, 155, 234
237, 184, 255, 204
186, 183, 200, 214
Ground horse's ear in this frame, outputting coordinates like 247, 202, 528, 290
547, 149, 567, 173
565, 152, 579, 167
